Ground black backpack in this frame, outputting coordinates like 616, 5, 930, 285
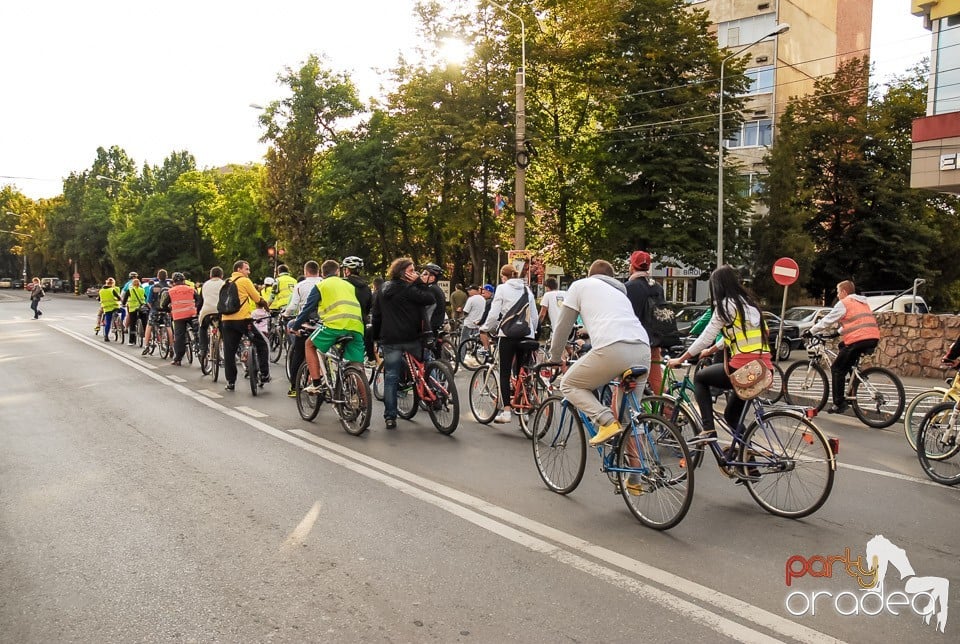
217, 278, 242, 315
638, 279, 680, 348
499, 289, 533, 339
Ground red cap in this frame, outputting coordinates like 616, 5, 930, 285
630, 250, 651, 272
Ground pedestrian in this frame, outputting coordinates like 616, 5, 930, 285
450, 283, 468, 321
460, 285, 484, 344
803, 279, 880, 413
29, 277, 44, 318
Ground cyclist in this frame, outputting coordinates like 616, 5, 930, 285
271, 264, 298, 312
420, 263, 447, 338
260, 277, 276, 306
120, 271, 139, 336
98, 278, 124, 342
283, 260, 322, 397
480, 263, 539, 424
197, 266, 225, 359
142, 270, 172, 356
165, 272, 199, 366
121, 277, 147, 345
221, 260, 271, 392
460, 285, 485, 345
340, 256, 374, 363
288, 259, 365, 394
803, 279, 880, 414
943, 336, 960, 367
370, 257, 436, 429
548, 259, 650, 446
666, 265, 772, 442
537, 277, 565, 339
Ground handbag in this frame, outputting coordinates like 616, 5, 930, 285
726, 357, 773, 400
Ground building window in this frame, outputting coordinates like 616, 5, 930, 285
716, 14, 777, 49
742, 66, 775, 95
725, 119, 773, 148
739, 173, 766, 198
934, 20, 960, 115
664, 278, 698, 304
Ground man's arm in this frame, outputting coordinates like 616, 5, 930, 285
548, 305, 579, 362
809, 302, 845, 336
290, 287, 320, 330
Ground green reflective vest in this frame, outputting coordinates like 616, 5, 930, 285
317, 276, 364, 333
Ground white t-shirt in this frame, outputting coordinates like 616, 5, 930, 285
199, 278, 225, 320
461, 293, 486, 328
563, 276, 648, 350
539, 289, 566, 327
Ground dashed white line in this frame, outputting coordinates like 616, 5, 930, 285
234, 405, 268, 418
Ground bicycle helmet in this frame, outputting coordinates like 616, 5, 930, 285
128, 271, 138, 278
171, 272, 185, 283
263, 276, 276, 286
421, 263, 444, 278
342, 256, 364, 270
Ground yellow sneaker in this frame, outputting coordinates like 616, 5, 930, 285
589, 420, 623, 446
623, 476, 644, 496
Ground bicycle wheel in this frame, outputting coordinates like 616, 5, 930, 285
136, 318, 145, 347
295, 362, 322, 421
458, 338, 485, 371
158, 327, 171, 359
269, 328, 283, 363
440, 340, 459, 375
336, 365, 372, 436
518, 372, 550, 439
617, 414, 693, 530
916, 402, 960, 485
765, 363, 785, 404
371, 362, 385, 401
469, 365, 499, 424
185, 329, 195, 365
783, 360, 829, 411
212, 336, 222, 383
532, 396, 586, 494
850, 366, 904, 429
111, 320, 123, 343
397, 368, 419, 420
642, 395, 704, 470
423, 360, 459, 434
740, 411, 835, 518
903, 389, 949, 450
247, 341, 259, 396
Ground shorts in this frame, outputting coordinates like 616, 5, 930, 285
309, 326, 365, 364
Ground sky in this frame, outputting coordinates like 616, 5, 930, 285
0, 1, 934, 200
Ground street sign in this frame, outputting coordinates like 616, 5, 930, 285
772, 257, 799, 286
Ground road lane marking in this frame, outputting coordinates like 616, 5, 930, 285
282, 501, 322, 549
197, 389, 223, 399
838, 462, 943, 487
50, 324, 847, 643
235, 406, 268, 418
168, 375, 187, 383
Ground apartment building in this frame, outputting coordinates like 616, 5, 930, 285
656, 1, 872, 303
910, 0, 960, 193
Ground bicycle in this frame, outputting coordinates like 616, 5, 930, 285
200, 316, 222, 379
915, 399, 960, 486
457, 329, 491, 371
386, 342, 460, 434
294, 328, 372, 436
183, 318, 201, 365
783, 333, 905, 428
468, 339, 551, 438
109, 309, 126, 343
235, 320, 266, 396
143, 311, 172, 359
531, 365, 694, 530
267, 311, 289, 364
903, 368, 960, 450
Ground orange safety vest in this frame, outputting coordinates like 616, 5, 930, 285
168, 284, 198, 321
840, 296, 880, 343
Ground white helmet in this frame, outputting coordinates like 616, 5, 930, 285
342, 256, 364, 270
263, 276, 276, 286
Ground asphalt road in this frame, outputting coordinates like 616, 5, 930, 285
1, 290, 957, 642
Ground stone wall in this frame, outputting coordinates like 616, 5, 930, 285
860, 314, 960, 378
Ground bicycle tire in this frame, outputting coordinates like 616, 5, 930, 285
248, 341, 259, 396
212, 336, 222, 383
741, 410, 835, 518
295, 362, 322, 421
783, 360, 829, 411
903, 388, 950, 450
424, 360, 459, 434
185, 328, 194, 365
765, 362, 785, 404
458, 338, 485, 371
336, 365, 372, 436
469, 365, 499, 424
518, 371, 550, 439
397, 370, 418, 420
532, 396, 586, 494
269, 328, 284, 363
440, 340, 459, 375
642, 394, 704, 470
371, 362, 385, 401
617, 414, 694, 530
916, 402, 960, 485
136, 319, 145, 347
851, 366, 904, 429
158, 326, 171, 359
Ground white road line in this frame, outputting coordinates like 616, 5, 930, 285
235, 405, 268, 418
197, 389, 223, 399
282, 501, 322, 549
168, 375, 187, 383
51, 324, 840, 643
838, 462, 944, 487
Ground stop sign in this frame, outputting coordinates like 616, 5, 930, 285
772, 257, 799, 286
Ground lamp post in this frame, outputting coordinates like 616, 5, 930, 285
95, 174, 124, 184
716, 23, 790, 269
495, 244, 502, 271
4, 211, 29, 285
486, 0, 526, 251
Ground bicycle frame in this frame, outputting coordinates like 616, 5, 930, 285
403, 350, 441, 405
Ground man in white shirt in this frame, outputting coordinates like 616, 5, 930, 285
548, 260, 650, 447
198, 266, 225, 359
538, 277, 566, 336
460, 285, 485, 343
283, 260, 322, 397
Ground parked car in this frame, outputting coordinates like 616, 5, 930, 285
0, 276, 12, 288
41, 277, 63, 292
675, 305, 709, 335
764, 311, 802, 361
11, 278, 23, 289
85, 285, 101, 298
782, 306, 832, 334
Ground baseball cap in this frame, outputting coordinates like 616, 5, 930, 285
483, 284, 495, 293
630, 250, 651, 272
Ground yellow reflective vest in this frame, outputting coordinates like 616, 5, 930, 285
317, 276, 364, 333
721, 311, 769, 356
271, 273, 297, 311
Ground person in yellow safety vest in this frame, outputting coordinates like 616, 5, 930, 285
121, 278, 148, 345
259, 277, 276, 310
287, 259, 365, 393
271, 264, 297, 312
804, 279, 880, 414
667, 265, 773, 444
98, 277, 124, 342
166, 272, 200, 366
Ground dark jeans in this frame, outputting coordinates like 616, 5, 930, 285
103, 309, 124, 338
288, 333, 307, 389
198, 314, 217, 354
694, 363, 745, 433
172, 317, 196, 361
832, 338, 879, 405
128, 309, 148, 343
221, 318, 269, 385
497, 336, 531, 408
382, 341, 422, 420
30, 299, 40, 318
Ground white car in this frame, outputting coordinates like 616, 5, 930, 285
782, 306, 832, 334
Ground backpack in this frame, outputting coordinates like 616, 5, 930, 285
217, 278, 242, 315
499, 288, 533, 339
152, 284, 170, 311
639, 279, 680, 348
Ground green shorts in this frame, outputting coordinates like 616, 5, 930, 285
309, 326, 365, 364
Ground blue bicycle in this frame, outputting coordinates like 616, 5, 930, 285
531, 365, 694, 530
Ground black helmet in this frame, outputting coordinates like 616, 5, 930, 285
171, 272, 185, 283
421, 263, 444, 278
342, 256, 364, 270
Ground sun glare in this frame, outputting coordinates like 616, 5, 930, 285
439, 37, 470, 65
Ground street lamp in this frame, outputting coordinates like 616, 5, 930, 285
495, 244, 502, 271
486, 0, 527, 251
95, 174, 124, 184
716, 22, 790, 269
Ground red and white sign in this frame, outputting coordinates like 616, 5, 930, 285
772, 257, 799, 287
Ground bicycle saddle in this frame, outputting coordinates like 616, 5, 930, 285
519, 339, 541, 351
620, 365, 649, 383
